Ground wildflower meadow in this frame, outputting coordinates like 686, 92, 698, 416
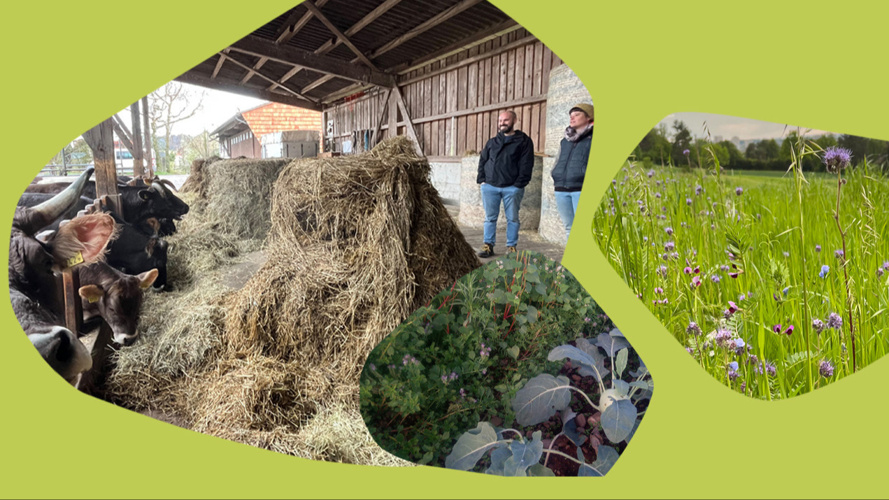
593, 138, 889, 400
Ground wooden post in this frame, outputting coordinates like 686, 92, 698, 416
61, 147, 68, 176
372, 88, 391, 146
82, 118, 123, 217
61, 269, 82, 335
388, 91, 398, 139
131, 102, 144, 178
76, 323, 114, 396
142, 96, 153, 176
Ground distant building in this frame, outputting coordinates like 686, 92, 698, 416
212, 102, 321, 158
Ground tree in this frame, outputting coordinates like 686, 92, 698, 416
636, 126, 672, 166
147, 82, 205, 172
670, 120, 693, 166
182, 130, 219, 167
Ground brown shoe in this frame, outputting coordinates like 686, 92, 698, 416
506, 246, 517, 254
477, 243, 495, 258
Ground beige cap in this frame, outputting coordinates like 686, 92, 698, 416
569, 103, 594, 120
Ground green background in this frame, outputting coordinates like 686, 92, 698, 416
2, 1, 888, 497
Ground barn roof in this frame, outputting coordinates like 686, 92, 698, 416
175, 0, 516, 111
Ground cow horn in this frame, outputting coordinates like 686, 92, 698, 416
29, 167, 95, 229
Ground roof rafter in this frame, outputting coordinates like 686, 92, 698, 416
219, 51, 317, 103
175, 72, 323, 111
367, 0, 484, 60
301, 0, 377, 68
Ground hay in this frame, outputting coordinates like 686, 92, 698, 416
108, 137, 479, 464
179, 156, 220, 196
203, 158, 291, 240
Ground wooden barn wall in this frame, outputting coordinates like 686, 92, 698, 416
323, 29, 563, 157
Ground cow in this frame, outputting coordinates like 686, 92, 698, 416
75, 263, 158, 346
17, 194, 93, 232
103, 212, 169, 291
9, 168, 117, 384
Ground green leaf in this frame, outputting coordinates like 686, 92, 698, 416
512, 374, 572, 426
615, 348, 628, 378
548, 344, 605, 382
526, 305, 538, 324
527, 464, 555, 476
596, 332, 630, 357
506, 346, 520, 360
601, 399, 637, 443
445, 422, 504, 470
579, 445, 619, 476
418, 451, 434, 465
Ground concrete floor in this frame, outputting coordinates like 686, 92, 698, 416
446, 205, 565, 265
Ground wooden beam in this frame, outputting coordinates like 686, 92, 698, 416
387, 89, 397, 139
267, 65, 304, 92
176, 72, 323, 111
219, 51, 316, 102
398, 35, 537, 87
229, 35, 395, 87
381, 94, 547, 127
141, 96, 153, 176
395, 19, 520, 74
274, 0, 330, 45
112, 115, 135, 154
301, 1, 377, 68
211, 49, 228, 79
367, 0, 484, 60
321, 82, 374, 104
392, 86, 422, 155
130, 101, 144, 178
61, 270, 82, 337
239, 56, 268, 85
301, 74, 336, 94
372, 88, 391, 145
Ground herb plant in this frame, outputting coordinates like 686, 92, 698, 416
445, 328, 651, 476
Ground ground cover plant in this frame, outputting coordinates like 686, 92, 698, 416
359, 250, 650, 474
593, 134, 889, 399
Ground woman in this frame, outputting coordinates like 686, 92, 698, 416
551, 102, 594, 239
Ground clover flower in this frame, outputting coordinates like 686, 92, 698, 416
827, 312, 843, 330
687, 321, 702, 336
735, 186, 743, 196
822, 146, 852, 173
819, 265, 830, 278
819, 359, 835, 378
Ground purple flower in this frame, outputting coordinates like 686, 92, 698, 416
686, 321, 702, 336
711, 275, 721, 283
877, 268, 885, 278
783, 325, 794, 336
815, 245, 822, 253
812, 318, 825, 334
654, 287, 664, 295
835, 249, 844, 259
715, 329, 733, 347
655, 192, 662, 199
657, 265, 668, 277
883, 261, 889, 270
782, 287, 789, 296
827, 312, 843, 330
819, 359, 835, 378
647, 169, 655, 178
735, 186, 743, 196
819, 265, 830, 278
685, 347, 695, 355
691, 276, 702, 287
683, 149, 690, 156
665, 226, 674, 236
720, 265, 730, 272
584, 317, 592, 323
684, 266, 693, 274
822, 146, 852, 172
727, 301, 739, 314
772, 324, 782, 334
665, 241, 675, 251
728, 361, 739, 371
695, 184, 703, 195
783, 252, 790, 258
686, 197, 693, 205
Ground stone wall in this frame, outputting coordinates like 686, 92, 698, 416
429, 160, 461, 204
458, 155, 543, 231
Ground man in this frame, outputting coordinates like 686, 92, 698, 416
551, 103, 594, 240
476, 110, 535, 258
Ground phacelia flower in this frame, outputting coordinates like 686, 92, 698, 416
819, 265, 830, 278
735, 187, 743, 196
835, 249, 844, 259
665, 226, 674, 236
711, 275, 721, 283
827, 312, 843, 330
728, 361, 739, 371
686, 197, 693, 205
883, 261, 889, 270
715, 329, 733, 347
812, 318, 825, 334
654, 287, 664, 295
647, 169, 655, 178
683, 149, 690, 156
819, 359, 835, 378
822, 146, 852, 173
584, 317, 592, 323
815, 245, 822, 253
657, 265, 668, 277
695, 184, 703, 195
687, 321, 702, 336
665, 241, 675, 251
878, 268, 885, 278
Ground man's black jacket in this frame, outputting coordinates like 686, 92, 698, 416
476, 130, 535, 188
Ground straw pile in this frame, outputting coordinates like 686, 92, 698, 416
107, 137, 479, 463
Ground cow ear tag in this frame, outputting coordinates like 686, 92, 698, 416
64, 251, 84, 269
87, 295, 99, 304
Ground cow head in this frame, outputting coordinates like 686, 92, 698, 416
9, 167, 117, 382
137, 181, 189, 221
79, 267, 158, 346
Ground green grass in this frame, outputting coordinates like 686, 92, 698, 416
593, 160, 889, 399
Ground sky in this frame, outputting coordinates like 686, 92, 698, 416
659, 112, 834, 141
115, 82, 269, 137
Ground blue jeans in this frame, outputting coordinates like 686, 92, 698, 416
554, 190, 582, 239
480, 183, 524, 247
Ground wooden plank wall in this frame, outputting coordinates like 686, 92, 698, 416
324, 28, 563, 156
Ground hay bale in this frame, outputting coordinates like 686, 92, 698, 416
220, 137, 480, 416
179, 156, 221, 196
203, 158, 291, 240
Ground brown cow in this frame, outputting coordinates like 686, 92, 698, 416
76, 263, 158, 346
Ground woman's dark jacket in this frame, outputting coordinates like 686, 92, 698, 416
551, 127, 593, 191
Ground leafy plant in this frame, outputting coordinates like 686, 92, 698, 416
445, 328, 652, 476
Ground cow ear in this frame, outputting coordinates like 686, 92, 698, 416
79, 285, 104, 303
138, 189, 154, 200
137, 268, 159, 289
52, 213, 116, 266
